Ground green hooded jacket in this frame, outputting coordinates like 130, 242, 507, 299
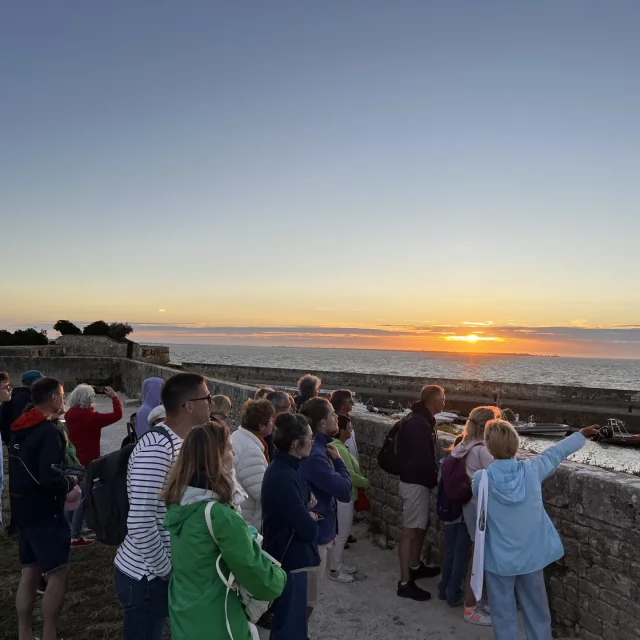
164, 486, 286, 640
331, 438, 369, 501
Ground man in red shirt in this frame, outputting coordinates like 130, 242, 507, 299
65, 384, 123, 546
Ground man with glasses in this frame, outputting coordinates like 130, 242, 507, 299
330, 389, 358, 460
114, 373, 211, 640
0, 369, 42, 446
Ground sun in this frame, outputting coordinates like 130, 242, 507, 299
444, 334, 502, 343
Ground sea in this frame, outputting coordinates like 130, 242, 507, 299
168, 344, 640, 390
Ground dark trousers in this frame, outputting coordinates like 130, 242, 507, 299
271, 570, 308, 640
114, 567, 169, 640
438, 521, 471, 605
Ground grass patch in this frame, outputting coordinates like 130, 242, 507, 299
1, 453, 123, 640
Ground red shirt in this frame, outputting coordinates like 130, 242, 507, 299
65, 397, 123, 467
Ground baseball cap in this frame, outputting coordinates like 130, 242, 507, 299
148, 405, 166, 425
22, 370, 43, 386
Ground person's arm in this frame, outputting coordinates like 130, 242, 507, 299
272, 477, 318, 544
236, 451, 267, 502
92, 392, 123, 429
527, 432, 588, 481
125, 437, 173, 577
38, 427, 75, 496
304, 452, 352, 503
211, 504, 286, 601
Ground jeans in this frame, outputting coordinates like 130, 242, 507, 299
438, 522, 470, 605
114, 568, 169, 640
271, 571, 308, 640
0, 446, 4, 533
330, 500, 354, 571
64, 481, 86, 539
485, 569, 552, 640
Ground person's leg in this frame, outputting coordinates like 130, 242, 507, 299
485, 571, 518, 639
271, 572, 308, 640
331, 500, 354, 572
306, 544, 328, 624
398, 528, 416, 583
515, 570, 552, 640
464, 543, 476, 607
41, 567, 69, 640
16, 566, 41, 640
447, 523, 471, 605
70, 501, 86, 540
438, 524, 456, 600
410, 527, 427, 570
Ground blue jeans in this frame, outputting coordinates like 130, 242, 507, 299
64, 481, 86, 539
271, 571, 308, 640
438, 522, 470, 605
485, 569, 552, 640
114, 568, 169, 640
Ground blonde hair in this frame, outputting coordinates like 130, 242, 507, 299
462, 406, 501, 444
210, 395, 232, 420
163, 422, 232, 506
484, 419, 520, 460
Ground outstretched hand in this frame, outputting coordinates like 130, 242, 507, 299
104, 386, 117, 399
579, 424, 600, 438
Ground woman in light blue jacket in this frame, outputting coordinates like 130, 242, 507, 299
472, 419, 600, 640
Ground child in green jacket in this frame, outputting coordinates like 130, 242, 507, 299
330, 415, 369, 582
163, 421, 286, 640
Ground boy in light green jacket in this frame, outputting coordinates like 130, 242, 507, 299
330, 416, 369, 582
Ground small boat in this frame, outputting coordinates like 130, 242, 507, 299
597, 419, 640, 448
502, 409, 569, 437
435, 411, 467, 425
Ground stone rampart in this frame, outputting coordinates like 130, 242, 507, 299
183, 362, 640, 431
351, 411, 640, 639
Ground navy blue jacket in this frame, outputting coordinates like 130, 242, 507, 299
0, 386, 31, 446
262, 452, 320, 572
301, 431, 352, 545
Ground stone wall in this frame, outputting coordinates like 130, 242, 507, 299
351, 411, 640, 639
57, 335, 129, 358
0, 345, 64, 357
183, 362, 640, 431
139, 345, 171, 365
0, 356, 122, 391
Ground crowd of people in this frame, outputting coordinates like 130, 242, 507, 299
0, 368, 603, 640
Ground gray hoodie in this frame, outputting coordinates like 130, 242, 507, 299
451, 440, 494, 478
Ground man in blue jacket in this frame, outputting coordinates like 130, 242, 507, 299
300, 397, 352, 624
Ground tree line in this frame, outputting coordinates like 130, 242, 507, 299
0, 321, 134, 346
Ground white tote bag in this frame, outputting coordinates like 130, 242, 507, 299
470, 470, 489, 602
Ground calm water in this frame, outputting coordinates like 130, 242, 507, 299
169, 344, 640, 390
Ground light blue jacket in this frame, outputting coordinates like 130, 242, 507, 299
472, 432, 586, 576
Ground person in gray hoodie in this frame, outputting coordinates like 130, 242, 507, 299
450, 405, 501, 625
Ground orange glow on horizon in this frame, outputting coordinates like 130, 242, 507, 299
443, 334, 503, 343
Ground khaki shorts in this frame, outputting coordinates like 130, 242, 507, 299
307, 543, 329, 608
399, 482, 430, 530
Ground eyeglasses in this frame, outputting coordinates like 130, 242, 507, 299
184, 394, 213, 407
0, 383, 11, 392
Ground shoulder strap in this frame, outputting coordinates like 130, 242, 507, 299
149, 426, 176, 459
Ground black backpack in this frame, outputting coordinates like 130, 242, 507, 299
85, 427, 174, 546
377, 414, 412, 475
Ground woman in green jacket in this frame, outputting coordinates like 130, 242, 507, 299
330, 415, 369, 583
163, 421, 286, 640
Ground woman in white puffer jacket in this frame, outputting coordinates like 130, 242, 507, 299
230, 399, 276, 530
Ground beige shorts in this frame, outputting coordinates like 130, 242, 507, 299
307, 543, 329, 608
399, 482, 430, 530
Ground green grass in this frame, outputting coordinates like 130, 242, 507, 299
0, 453, 123, 640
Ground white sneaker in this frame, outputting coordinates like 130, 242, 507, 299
464, 604, 492, 626
329, 570, 355, 583
341, 564, 357, 575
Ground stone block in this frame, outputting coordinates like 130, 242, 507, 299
551, 598, 578, 623
618, 611, 640, 637
585, 566, 634, 598
590, 599, 619, 626
578, 630, 604, 640
578, 609, 603, 636
578, 578, 599, 599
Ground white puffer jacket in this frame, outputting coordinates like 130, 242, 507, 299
230, 427, 268, 529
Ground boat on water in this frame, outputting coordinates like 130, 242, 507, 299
502, 409, 570, 437
597, 419, 640, 448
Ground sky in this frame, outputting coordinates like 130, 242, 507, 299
1, 1, 639, 358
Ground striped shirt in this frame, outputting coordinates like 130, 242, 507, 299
114, 424, 182, 581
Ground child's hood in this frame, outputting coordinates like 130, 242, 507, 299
486, 460, 526, 505
451, 441, 483, 459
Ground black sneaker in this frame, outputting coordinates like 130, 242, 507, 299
257, 610, 273, 630
397, 580, 432, 601
348, 535, 357, 544
411, 563, 441, 581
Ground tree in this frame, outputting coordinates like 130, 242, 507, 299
83, 320, 111, 337
54, 320, 82, 336
11, 328, 49, 346
0, 330, 12, 346
108, 322, 133, 342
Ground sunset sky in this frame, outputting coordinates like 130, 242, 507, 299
2, 1, 639, 359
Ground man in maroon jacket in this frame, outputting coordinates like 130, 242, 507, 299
396, 385, 445, 601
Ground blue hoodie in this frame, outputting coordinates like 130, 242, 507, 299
136, 377, 164, 437
472, 432, 586, 576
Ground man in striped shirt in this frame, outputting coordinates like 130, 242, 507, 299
114, 373, 212, 640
